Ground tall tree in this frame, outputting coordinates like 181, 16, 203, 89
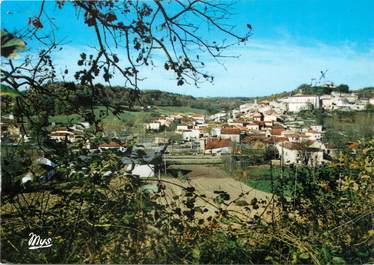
1, 0, 251, 142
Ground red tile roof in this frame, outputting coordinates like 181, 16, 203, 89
99, 142, 123, 148
242, 135, 269, 144
348, 143, 359, 149
221, 128, 241, 135
205, 138, 231, 149
280, 142, 320, 151
254, 121, 265, 126
271, 128, 285, 136
271, 137, 289, 143
272, 123, 285, 129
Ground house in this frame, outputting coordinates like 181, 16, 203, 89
321, 96, 334, 110
246, 123, 259, 131
231, 109, 240, 118
208, 112, 227, 122
263, 111, 278, 122
204, 138, 231, 155
280, 95, 321, 112
182, 129, 200, 141
50, 127, 76, 142
70, 122, 90, 132
176, 125, 189, 132
305, 129, 322, 140
210, 127, 221, 137
156, 118, 171, 128
264, 120, 273, 128
241, 134, 271, 149
271, 128, 285, 136
144, 122, 161, 131
191, 115, 205, 125
220, 127, 241, 142
275, 142, 324, 166
254, 120, 266, 130
98, 142, 126, 152
252, 112, 264, 121
324, 144, 338, 160
281, 131, 307, 142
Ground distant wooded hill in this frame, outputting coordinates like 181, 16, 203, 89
4, 82, 373, 117
253, 84, 374, 101
354, 87, 374, 98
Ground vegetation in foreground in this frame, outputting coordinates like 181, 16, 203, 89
1, 1, 373, 264
1, 139, 373, 264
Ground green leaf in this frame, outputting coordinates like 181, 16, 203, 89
299, 252, 310, 260
1, 30, 26, 58
0, 84, 22, 97
192, 247, 200, 260
332, 256, 346, 265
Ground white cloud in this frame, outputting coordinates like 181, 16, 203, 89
51, 39, 374, 97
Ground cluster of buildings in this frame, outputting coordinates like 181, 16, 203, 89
140, 90, 374, 166
278, 91, 372, 112
2, 88, 373, 169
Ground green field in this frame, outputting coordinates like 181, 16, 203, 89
298, 110, 374, 147
240, 165, 292, 194
49, 106, 207, 133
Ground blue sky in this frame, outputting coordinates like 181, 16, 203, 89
1, 0, 374, 97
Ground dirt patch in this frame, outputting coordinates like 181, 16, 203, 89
161, 164, 277, 220
149, 174, 277, 222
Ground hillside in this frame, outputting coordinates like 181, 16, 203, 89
7, 83, 374, 121
353, 86, 374, 98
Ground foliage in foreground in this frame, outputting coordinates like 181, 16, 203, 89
1, 139, 373, 264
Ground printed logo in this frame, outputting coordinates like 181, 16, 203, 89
28, 232, 52, 249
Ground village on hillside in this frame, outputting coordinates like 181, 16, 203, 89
2, 83, 373, 181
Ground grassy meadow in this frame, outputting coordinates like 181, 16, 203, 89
49, 106, 207, 134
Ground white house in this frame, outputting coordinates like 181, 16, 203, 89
50, 127, 76, 142
231, 109, 240, 119
220, 127, 241, 143
305, 129, 322, 140
191, 115, 205, 125
176, 125, 189, 133
208, 112, 227, 122
144, 122, 161, 131
263, 111, 278, 122
204, 138, 232, 155
246, 123, 260, 131
252, 112, 264, 121
182, 129, 200, 141
98, 142, 126, 152
210, 127, 221, 137
280, 95, 321, 112
276, 142, 324, 166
